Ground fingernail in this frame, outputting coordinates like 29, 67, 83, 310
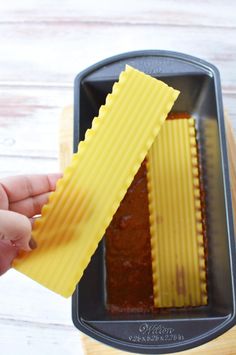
29, 238, 37, 250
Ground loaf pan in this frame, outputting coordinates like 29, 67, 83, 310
72, 50, 236, 354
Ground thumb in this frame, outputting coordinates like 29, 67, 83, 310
0, 210, 32, 251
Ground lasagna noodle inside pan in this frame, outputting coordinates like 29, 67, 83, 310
147, 118, 207, 308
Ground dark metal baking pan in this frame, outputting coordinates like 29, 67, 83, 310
72, 50, 236, 354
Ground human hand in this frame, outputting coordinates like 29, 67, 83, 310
0, 174, 61, 275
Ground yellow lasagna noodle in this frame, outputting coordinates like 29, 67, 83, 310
13, 65, 179, 297
147, 118, 207, 308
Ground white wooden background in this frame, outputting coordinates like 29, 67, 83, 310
0, 1, 235, 354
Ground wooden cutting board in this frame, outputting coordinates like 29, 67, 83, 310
60, 107, 236, 355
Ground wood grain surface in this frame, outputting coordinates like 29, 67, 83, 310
0, 1, 235, 354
